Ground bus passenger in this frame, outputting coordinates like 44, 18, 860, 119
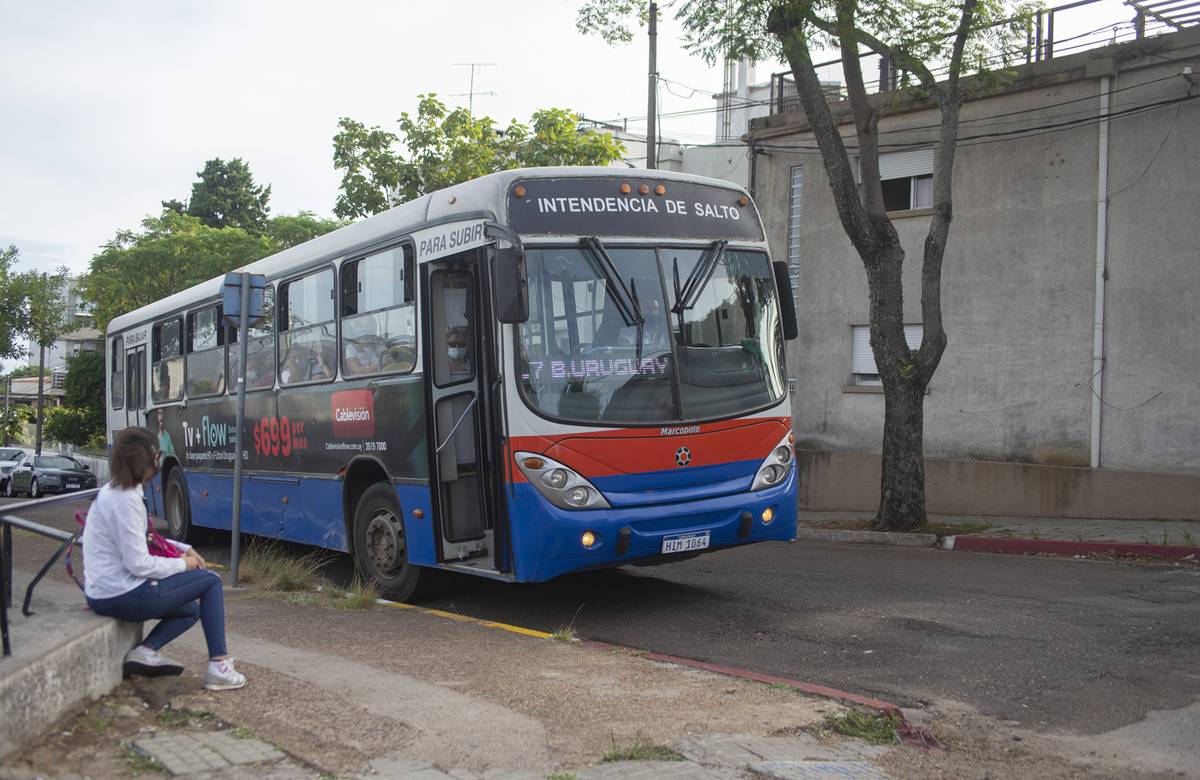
82, 427, 246, 691
345, 321, 383, 376
446, 326, 471, 377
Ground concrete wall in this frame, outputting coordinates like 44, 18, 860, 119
748, 31, 1200, 513
679, 144, 751, 189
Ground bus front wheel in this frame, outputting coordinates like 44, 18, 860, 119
353, 482, 424, 602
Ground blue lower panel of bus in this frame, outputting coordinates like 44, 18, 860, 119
182, 471, 435, 559
506, 460, 797, 582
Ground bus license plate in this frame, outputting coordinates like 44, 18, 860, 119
662, 531, 710, 555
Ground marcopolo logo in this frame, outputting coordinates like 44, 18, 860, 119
332, 389, 375, 438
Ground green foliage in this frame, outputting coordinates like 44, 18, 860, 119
43, 406, 97, 447
266, 211, 347, 250
601, 736, 684, 762
333, 95, 625, 219
79, 211, 275, 331
5, 365, 43, 379
0, 246, 26, 361
19, 267, 71, 349
819, 710, 902, 745
1, 405, 33, 443
58, 351, 106, 443
184, 158, 272, 234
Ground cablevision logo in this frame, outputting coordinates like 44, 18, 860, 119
332, 390, 375, 438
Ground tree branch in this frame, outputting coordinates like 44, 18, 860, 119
801, 9, 941, 96
917, 0, 979, 380
833, 0, 889, 225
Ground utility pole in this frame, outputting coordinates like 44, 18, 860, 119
646, 1, 658, 169
452, 62, 496, 115
34, 342, 45, 455
3, 375, 10, 447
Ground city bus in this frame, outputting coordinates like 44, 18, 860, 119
105, 167, 799, 600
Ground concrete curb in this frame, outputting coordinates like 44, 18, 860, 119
796, 527, 938, 548
0, 613, 141, 760
583, 640, 903, 716
943, 535, 1200, 560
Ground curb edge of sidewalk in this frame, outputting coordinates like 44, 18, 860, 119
795, 527, 938, 548
942, 535, 1200, 560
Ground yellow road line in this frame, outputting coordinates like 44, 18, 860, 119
381, 600, 553, 639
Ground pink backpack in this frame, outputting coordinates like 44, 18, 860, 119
66, 508, 182, 591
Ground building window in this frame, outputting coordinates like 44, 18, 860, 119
786, 165, 803, 305
151, 317, 184, 403
279, 268, 336, 385
866, 149, 934, 212
851, 324, 923, 386
228, 285, 276, 391
111, 336, 124, 409
340, 245, 416, 377
186, 305, 225, 397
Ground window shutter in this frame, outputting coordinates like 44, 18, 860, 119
878, 149, 934, 181
851, 324, 924, 374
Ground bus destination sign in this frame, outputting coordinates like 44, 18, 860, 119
507, 177, 763, 241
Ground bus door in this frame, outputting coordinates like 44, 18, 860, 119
125, 346, 147, 429
423, 249, 496, 570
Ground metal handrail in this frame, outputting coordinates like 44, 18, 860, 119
1, 488, 100, 657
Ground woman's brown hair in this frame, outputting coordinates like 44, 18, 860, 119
110, 427, 158, 489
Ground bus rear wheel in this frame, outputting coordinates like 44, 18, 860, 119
353, 482, 424, 602
164, 467, 195, 543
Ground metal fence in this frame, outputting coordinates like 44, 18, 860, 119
768, 0, 1200, 115
1, 489, 99, 656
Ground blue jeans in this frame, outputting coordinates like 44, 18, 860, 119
88, 570, 227, 658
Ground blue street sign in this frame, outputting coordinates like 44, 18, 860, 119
223, 273, 266, 328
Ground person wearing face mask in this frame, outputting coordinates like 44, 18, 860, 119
446, 326, 472, 377
82, 427, 246, 690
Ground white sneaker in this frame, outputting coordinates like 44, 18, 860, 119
204, 658, 247, 691
123, 644, 185, 677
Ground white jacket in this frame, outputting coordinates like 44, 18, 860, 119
81, 482, 190, 600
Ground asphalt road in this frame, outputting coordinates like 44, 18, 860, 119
7, 493, 1198, 738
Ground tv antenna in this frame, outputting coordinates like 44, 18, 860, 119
452, 62, 497, 114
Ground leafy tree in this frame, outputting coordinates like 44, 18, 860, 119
266, 212, 348, 250
5, 366, 44, 379
578, 0, 1031, 530
43, 407, 97, 448
0, 245, 26, 360
1, 405, 33, 446
183, 158, 272, 234
63, 350, 106, 441
333, 95, 626, 219
79, 211, 274, 331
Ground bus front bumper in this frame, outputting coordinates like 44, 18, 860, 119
506, 463, 797, 582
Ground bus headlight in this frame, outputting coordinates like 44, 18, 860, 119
515, 452, 611, 510
751, 433, 795, 491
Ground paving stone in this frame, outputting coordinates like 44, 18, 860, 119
734, 735, 842, 762
132, 731, 283, 775
674, 733, 763, 766
368, 756, 436, 777
751, 760, 890, 779
576, 760, 736, 779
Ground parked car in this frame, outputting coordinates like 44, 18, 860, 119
5, 453, 98, 498
0, 447, 24, 494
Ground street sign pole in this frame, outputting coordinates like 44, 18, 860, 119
230, 275, 251, 587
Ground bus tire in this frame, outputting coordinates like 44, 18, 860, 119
164, 467, 195, 543
352, 482, 424, 602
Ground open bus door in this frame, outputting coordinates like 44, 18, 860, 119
422, 247, 501, 573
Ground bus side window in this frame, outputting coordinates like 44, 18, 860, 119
279, 269, 336, 385
111, 336, 124, 409
151, 318, 184, 403
228, 285, 276, 391
127, 351, 143, 410
340, 245, 416, 378
186, 305, 225, 397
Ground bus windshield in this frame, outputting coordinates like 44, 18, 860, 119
517, 244, 787, 424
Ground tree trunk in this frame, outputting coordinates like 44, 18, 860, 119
878, 378, 927, 531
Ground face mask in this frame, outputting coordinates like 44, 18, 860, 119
448, 348, 466, 360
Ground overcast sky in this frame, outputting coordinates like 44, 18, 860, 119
1, 0, 1133, 284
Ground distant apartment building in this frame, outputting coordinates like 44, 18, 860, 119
746, 18, 1200, 519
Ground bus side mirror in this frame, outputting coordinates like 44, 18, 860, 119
494, 247, 529, 324
772, 261, 799, 341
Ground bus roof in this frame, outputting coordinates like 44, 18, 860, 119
106, 166, 753, 335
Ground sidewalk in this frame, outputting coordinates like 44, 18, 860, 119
798, 510, 1200, 560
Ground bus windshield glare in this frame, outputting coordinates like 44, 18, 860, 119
517, 243, 787, 424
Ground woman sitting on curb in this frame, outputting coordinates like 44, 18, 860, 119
82, 426, 246, 691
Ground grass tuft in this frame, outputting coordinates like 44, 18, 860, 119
547, 773, 577, 780
124, 745, 164, 776
601, 736, 685, 762
230, 725, 257, 740
819, 710, 902, 745
240, 541, 324, 592
155, 707, 212, 728
333, 577, 380, 609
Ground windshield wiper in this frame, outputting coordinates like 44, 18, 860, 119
673, 239, 728, 314
581, 236, 643, 327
